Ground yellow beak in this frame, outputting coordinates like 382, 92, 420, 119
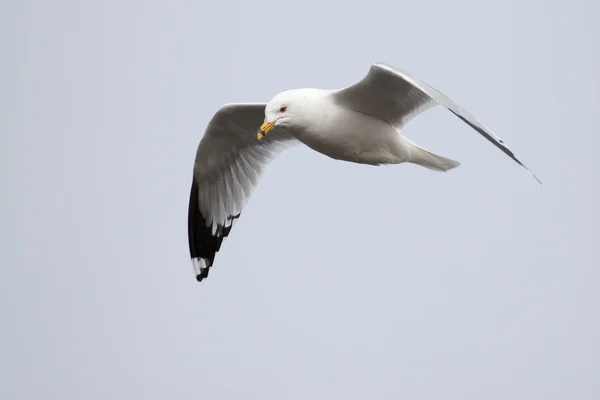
257, 120, 275, 140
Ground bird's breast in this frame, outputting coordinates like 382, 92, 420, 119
295, 106, 401, 165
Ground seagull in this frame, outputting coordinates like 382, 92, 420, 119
187, 62, 540, 283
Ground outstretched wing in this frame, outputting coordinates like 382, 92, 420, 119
188, 103, 297, 283
331, 63, 541, 184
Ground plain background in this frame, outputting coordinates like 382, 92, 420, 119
4, 0, 599, 398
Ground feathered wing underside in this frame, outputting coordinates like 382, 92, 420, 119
331, 63, 541, 183
188, 103, 296, 282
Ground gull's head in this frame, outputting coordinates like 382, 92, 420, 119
257, 89, 317, 140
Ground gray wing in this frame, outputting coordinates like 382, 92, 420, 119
332, 63, 541, 184
188, 103, 297, 283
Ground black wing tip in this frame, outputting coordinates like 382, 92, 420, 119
188, 177, 242, 283
531, 172, 543, 185
519, 165, 543, 185
192, 256, 212, 283
196, 268, 209, 283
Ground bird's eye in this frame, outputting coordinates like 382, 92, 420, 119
279, 106, 287, 113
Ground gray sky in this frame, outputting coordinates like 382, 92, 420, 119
4, 0, 600, 398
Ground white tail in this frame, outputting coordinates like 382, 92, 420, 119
403, 137, 460, 172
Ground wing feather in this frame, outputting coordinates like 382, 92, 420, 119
188, 103, 296, 282
332, 63, 541, 183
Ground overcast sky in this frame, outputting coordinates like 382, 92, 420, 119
4, 0, 600, 399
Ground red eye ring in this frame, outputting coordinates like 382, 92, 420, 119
279, 106, 287, 113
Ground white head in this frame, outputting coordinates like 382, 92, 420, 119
257, 89, 321, 140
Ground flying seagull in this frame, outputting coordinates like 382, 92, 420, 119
187, 62, 540, 283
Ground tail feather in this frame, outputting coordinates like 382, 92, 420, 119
404, 138, 460, 172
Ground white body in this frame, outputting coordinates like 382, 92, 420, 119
292, 91, 408, 165
268, 88, 460, 170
